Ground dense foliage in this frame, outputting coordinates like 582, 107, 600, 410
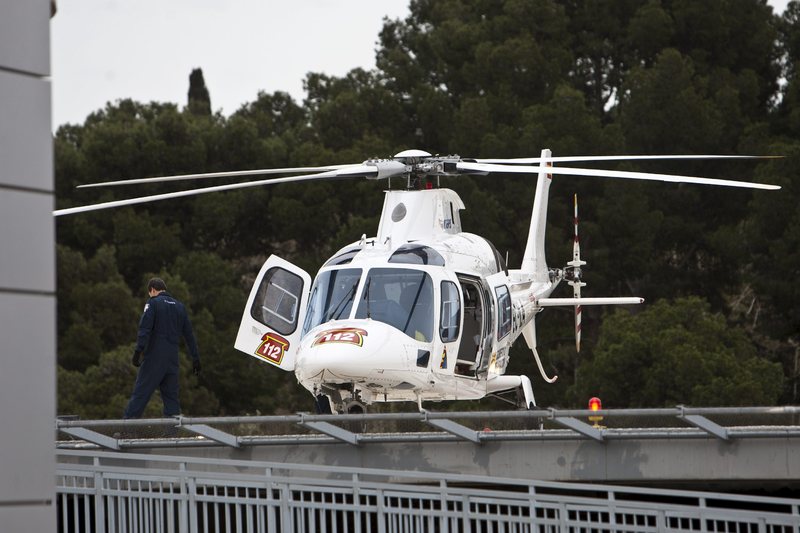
55, 0, 800, 417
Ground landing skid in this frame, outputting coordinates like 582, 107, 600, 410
488, 382, 536, 410
487, 392, 522, 408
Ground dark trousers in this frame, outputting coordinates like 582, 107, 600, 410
123, 360, 181, 418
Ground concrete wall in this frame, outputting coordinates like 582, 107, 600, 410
0, 1, 56, 531
140, 434, 800, 492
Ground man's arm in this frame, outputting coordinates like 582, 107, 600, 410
135, 301, 156, 353
182, 313, 200, 362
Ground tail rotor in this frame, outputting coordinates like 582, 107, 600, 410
566, 194, 586, 352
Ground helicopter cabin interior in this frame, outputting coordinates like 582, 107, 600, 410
453, 276, 492, 377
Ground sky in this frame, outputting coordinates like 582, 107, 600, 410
50, 0, 410, 129
51, 0, 791, 131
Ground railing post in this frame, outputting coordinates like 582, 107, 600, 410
559, 501, 569, 531
528, 485, 538, 530
608, 489, 617, 530
352, 473, 362, 533
265, 468, 277, 533
699, 496, 709, 533
438, 480, 451, 533
178, 462, 189, 533
460, 493, 471, 533
187, 476, 198, 533
376, 488, 386, 533
94, 456, 106, 533
279, 482, 293, 533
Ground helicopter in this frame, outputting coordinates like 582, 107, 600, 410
54, 149, 780, 414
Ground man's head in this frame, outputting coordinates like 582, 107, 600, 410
147, 277, 167, 297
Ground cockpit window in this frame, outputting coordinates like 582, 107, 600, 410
355, 268, 434, 342
323, 247, 361, 267
301, 268, 362, 336
388, 244, 445, 266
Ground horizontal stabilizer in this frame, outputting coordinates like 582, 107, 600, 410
537, 297, 644, 307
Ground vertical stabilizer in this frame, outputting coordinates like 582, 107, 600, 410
520, 149, 553, 281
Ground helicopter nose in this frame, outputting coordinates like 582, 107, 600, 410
295, 321, 408, 381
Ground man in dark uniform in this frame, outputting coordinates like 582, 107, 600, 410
124, 278, 201, 418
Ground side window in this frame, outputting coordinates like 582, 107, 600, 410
495, 285, 512, 340
250, 267, 304, 335
440, 281, 461, 343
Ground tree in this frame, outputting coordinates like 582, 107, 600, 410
57, 245, 139, 371
58, 345, 220, 419
53, 1, 795, 415
188, 68, 212, 116
573, 297, 783, 407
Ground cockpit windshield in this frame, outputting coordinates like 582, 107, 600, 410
355, 268, 434, 342
302, 268, 361, 336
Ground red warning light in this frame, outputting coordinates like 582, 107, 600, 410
588, 397, 603, 428
588, 397, 602, 412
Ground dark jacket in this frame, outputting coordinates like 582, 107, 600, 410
135, 291, 199, 365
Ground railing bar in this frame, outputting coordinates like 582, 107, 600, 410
155, 496, 162, 533
202, 487, 209, 533
225, 490, 232, 533
124, 489, 131, 533
55, 405, 800, 429
82, 481, 91, 533
213, 490, 220, 533
234, 491, 241, 533
108, 494, 116, 533
71, 482, 80, 533
135, 490, 142, 533
148, 494, 155, 533
59, 492, 68, 533
141, 495, 147, 533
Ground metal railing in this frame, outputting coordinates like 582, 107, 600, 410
56, 406, 800, 450
57, 449, 800, 533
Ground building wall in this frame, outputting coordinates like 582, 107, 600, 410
0, 1, 56, 531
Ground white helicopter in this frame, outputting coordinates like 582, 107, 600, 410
55, 149, 780, 413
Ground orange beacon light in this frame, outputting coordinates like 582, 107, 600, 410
588, 397, 603, 428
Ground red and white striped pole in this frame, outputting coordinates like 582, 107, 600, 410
568, 193, 586, 352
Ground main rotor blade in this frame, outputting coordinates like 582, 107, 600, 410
475, 154, 781, 165
77, 164, 361, 188
54, 165, 377, 217
457, 162, 781, 190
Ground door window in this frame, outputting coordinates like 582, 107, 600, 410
495, 285, 512, 340
250, 267, 305, 335
440, 281, 461, 343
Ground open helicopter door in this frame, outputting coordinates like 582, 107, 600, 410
485, 271, 513, 367
235, 255, 312, 371
454, 275, 491, 376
